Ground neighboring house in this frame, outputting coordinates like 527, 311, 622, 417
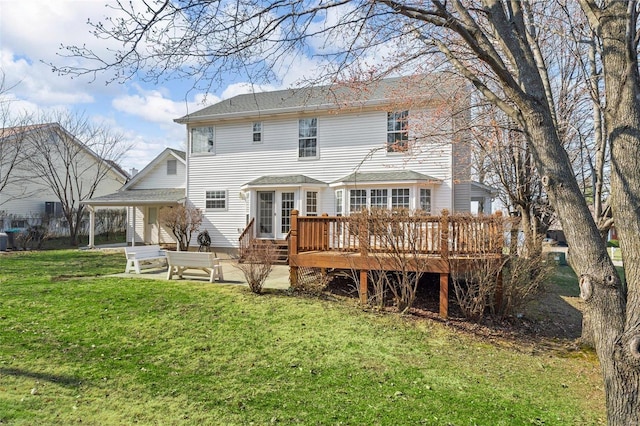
0, 123, 128, 234
84, 148, 186, 247
175, 75, 495, 254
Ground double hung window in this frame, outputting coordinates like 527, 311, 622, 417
387, 111, 409, 152
205, 190, 227, 210
299, 118, 318, 158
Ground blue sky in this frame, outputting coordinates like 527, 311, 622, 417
0, 0, 301, 173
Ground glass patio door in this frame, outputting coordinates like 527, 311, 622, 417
257, 191, 275, 238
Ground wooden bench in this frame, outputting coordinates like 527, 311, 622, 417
124, 245, 167, 274
165, 251, 224, 283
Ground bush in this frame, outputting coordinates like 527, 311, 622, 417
236, 242, 276, 294
452, 251, 550, 321
607, 239, 619, 248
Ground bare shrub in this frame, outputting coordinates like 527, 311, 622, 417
158, 204, 203, 251
452, 252, 550, 321
345, 209, 426, 314
236, 241, 276, 294
451, 256, 504, 321
495, 253, 551, 318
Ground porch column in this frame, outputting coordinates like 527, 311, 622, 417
131, 206, 136, 247
88, 206, 96, 248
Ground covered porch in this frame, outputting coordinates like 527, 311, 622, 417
83, 188, 185, 248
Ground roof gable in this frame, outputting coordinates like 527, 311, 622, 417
122, 147, 186, 190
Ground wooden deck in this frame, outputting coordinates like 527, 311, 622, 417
287, 209, 505, 318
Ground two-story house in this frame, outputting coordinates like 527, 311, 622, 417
175, 75, 495, 254
0, 123, 128, 234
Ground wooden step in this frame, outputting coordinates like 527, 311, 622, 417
239, 239, 289, 265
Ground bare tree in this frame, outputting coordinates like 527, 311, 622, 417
0, 74, 32, 205
54, 1, 640, 423
22, 111, 129, 245
158, 203, 203, 251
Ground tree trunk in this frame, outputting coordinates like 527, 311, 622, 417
593, 5, 640, 423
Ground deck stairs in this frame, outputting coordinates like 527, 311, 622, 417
239, 238, 289, 265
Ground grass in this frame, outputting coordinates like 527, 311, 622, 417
0, 250, 605, 425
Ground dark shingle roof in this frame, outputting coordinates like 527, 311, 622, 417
167, 148, 186, 160
176, 74, 465, 123
243, 175, 327, 187
332, 170, 441, 185
84, 189, 186, 206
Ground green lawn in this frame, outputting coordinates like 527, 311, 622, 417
0, 250, 605, 425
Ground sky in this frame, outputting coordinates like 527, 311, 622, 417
0, 0, 318, 174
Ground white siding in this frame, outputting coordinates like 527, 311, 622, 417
0, 155, 125, 229
130, 157, 186, 190
187, 108, 457, 249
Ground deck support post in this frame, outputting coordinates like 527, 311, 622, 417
360, 270, 368, 304
439, 273, 448, 318
289, 209, 299, 288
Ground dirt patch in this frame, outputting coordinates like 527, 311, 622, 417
323, 273, 587, 352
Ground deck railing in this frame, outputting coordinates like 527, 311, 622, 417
289, 210, 504, 258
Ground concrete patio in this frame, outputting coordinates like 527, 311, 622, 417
110, 258, 291, 290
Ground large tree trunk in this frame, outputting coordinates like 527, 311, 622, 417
593, 5, 640, 423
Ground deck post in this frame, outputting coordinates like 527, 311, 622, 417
360, 269, 368, 305
439, 273, 448, 318
322, 213, 329, 250
289, 209, 299, 287
440, 209, 449, 257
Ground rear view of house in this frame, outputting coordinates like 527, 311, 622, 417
175, 75, 494, 254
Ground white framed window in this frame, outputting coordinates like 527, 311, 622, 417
299, 118, 318, 158
306, 191, 318, 216
350, 189, 367, 212
281, 192, 295, 233
253, 122, 263, 143
420, 188, 432, 213
391, 188, 410, 209
335, 190, 343, 216
387, 111, 409, 152
205, 190, 227, 210
370, 189, 388, 210
191, 126, 215, 154
167, 159, 177, 175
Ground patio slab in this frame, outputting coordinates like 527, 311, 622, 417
110, 259, 291, 290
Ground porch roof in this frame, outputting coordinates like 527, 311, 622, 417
84, 188, 186, 206
330, 170, 442, 187
241, 174, 327, 189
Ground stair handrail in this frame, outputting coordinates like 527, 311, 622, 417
238, 218, 255, 258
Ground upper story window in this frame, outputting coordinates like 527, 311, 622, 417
299, 118, 318, 158
306, 191, 318, 216
253, 122, 263, 143
387, 111, 409, 153
191, 126, 215, 154
205, 190, 227, 210
420, 188, 432, 214
167, 159, 177, 175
